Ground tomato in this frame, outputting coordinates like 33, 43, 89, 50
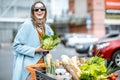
111, 76, 116, 80
109, 73, 113, 79
114, 72, 118, 78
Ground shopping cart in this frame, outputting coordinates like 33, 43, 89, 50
35, 69, 56, 80
26, 63, 56, 80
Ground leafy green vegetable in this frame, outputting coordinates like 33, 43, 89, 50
41, 34, 61, 50
79, 56, 108, 80
89, 56, 105, 65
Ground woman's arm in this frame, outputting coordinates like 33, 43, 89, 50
13, 23, 36, 57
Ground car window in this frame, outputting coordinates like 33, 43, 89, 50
107, 34, 119, 38
103, 33, 120, 38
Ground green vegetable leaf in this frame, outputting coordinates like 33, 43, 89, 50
79, 56, 108, 80
41, 34, 61, 50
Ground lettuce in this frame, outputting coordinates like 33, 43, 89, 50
79, 56, 108, 80
41, 34, 61, 50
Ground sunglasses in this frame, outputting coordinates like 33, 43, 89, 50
34, 7, 46, 12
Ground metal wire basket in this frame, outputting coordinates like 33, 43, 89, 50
35, 69, 56, 80
26, 63, 57, 80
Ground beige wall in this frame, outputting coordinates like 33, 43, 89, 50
68, 0, 106, 38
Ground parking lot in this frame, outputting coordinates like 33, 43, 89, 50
0, 43, 120, 80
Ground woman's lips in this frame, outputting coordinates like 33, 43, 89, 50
37, 13, 43, 16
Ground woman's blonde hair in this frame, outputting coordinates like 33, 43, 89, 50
31, 1, 47, 28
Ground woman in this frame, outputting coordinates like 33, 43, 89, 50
12, 1, 53, 80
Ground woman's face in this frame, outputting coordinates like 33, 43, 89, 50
34, 3, 46, 19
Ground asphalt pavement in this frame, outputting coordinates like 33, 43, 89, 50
0, 43, 120, 80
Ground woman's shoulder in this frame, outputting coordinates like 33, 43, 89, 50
44, 23, 54, 35
45, 23, 50, 27
19, 19, 33, 29
22, 19, 32, 26
45, 23, 52, 30
16, 19, 34, 36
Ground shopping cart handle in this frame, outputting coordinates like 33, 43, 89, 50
26, 63, 46, 80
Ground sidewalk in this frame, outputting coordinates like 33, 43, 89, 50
0, 43, 13, 80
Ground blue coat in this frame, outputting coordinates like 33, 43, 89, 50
12, 19, 53, 80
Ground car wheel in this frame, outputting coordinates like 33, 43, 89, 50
112, 50, 120, 67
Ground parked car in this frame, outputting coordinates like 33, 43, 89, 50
65, 33, 98, 48
100, 32, 120, 40
60, 33, 77, 46
74, 34, 98, 54
88, 32, 120, 57
92, 33, 120, 67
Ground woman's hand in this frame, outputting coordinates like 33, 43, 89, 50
35, 46, 48, 53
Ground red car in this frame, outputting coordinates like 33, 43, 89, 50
92, 33, 120, 67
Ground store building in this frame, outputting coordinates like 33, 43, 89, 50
105, 0, 120, 34
0, 0, 120, 43
69, 0, 120, 38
